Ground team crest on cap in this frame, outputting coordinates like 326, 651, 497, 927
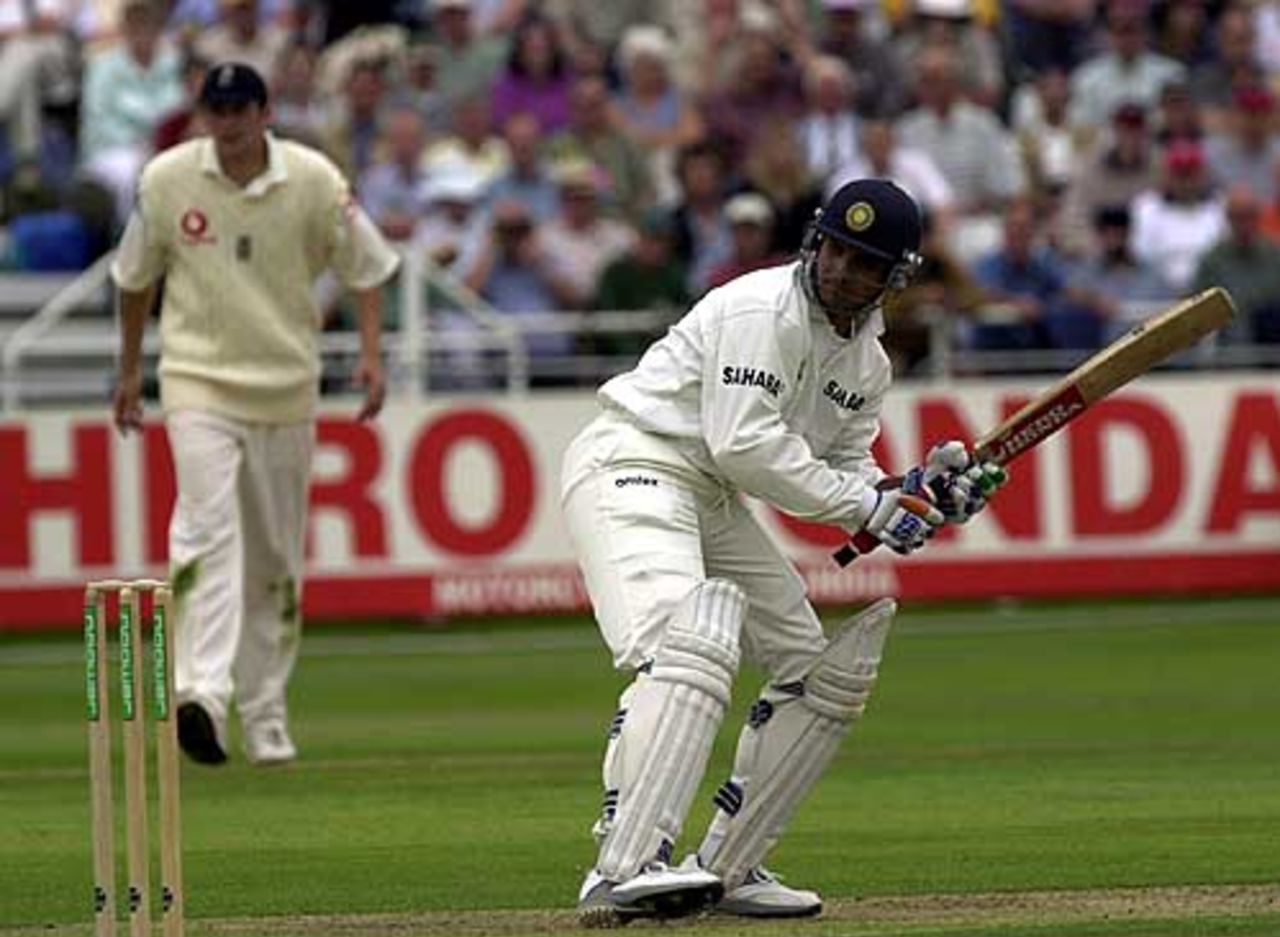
845, 201, 875, 232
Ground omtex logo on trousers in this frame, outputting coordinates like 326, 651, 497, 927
614, 475, 658, 488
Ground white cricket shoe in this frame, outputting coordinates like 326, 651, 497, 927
576, 870, 630, 929
577, 861, 723, 928
716, 866, 822, 918
243, 721, 297, 766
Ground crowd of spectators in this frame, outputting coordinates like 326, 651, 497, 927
4, 0, 1280, 383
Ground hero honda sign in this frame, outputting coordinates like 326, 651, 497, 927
0, 374, 1277, 630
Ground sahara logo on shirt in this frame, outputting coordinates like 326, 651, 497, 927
823, 380, 866, 411
722, 366, 785, 397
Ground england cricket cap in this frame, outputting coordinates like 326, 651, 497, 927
199, 62, 269, 108
815, 178, 922, 263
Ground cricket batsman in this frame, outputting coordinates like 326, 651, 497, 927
561, 178, 1007, 925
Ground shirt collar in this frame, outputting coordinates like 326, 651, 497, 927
199, 132, 289, 197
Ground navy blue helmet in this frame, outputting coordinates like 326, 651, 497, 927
813, 178, 923, 269
802, 178, 924, 310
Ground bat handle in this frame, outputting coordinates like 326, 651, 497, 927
834, 531, 880, 567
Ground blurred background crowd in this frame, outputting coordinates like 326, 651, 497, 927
4, 0, 1280, 384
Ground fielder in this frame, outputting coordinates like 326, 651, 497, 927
110, 62, 399, 766
561, 178, 1006, 925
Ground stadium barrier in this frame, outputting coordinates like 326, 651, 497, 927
3, 254, 1278, 412
1, 373, 1276, 631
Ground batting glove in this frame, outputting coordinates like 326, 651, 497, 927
860, 488, 945, 555
905, 441, 1009, 524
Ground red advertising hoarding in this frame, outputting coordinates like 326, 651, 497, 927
1, 375, 1277, 631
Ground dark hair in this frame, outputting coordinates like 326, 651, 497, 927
675, 140, 726, 179
507, 14, 567, 80
181, 53, 210, 77
1094, 204, 1132, 229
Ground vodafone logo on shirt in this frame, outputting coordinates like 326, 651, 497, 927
179, 208, 217, 245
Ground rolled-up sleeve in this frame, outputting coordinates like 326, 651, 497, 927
328, 180, 401, 290
110, 179, 168, 291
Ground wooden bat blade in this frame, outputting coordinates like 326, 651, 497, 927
974, 287, 1235, 466
832, 287, 1234, 568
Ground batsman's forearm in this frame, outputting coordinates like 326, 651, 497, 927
116, 286, 156, 375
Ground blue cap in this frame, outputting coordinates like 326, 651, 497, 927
815, 178, 922, 263
199, 62, 268, 108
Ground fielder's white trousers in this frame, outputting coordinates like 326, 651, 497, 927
167, 410, 314, 733
561, 409, 826, 683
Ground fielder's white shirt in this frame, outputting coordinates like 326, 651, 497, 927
112, 134, 400, 423
599, 262, 889, 533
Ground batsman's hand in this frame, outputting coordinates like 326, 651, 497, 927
353, 354, 386, 422
905, 440, 1009, 524
112, 367, 144, 436
859, 488, 944, 555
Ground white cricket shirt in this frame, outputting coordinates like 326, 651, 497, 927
599, 262, 890, 533
112, 134, 400, 423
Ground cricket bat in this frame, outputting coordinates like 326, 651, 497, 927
834, 286, 1236, 566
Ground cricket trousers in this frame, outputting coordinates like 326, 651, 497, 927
561, 408, 827, 681
166, 409, 314, 734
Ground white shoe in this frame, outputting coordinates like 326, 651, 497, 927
577, 870, 629, 929
577, 861, 722, 927
716, 867, 822, 918
244, 722, 297, 765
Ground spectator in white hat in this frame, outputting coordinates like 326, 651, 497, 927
417, 166, 487, 269
706, 192, 788, 288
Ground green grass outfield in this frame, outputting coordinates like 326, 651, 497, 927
2, 596, 1278, 937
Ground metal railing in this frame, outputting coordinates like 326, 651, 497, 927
0, 251, 1276, 412
0, 247, 528, 408
0, 253, 116, 411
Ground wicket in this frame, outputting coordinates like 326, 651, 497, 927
85, 579, 183, 937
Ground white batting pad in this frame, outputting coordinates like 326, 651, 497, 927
698, 598, 897, 886
596, 579, 746, 882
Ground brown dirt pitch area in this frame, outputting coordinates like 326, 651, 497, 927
5, 883, 1277, 937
